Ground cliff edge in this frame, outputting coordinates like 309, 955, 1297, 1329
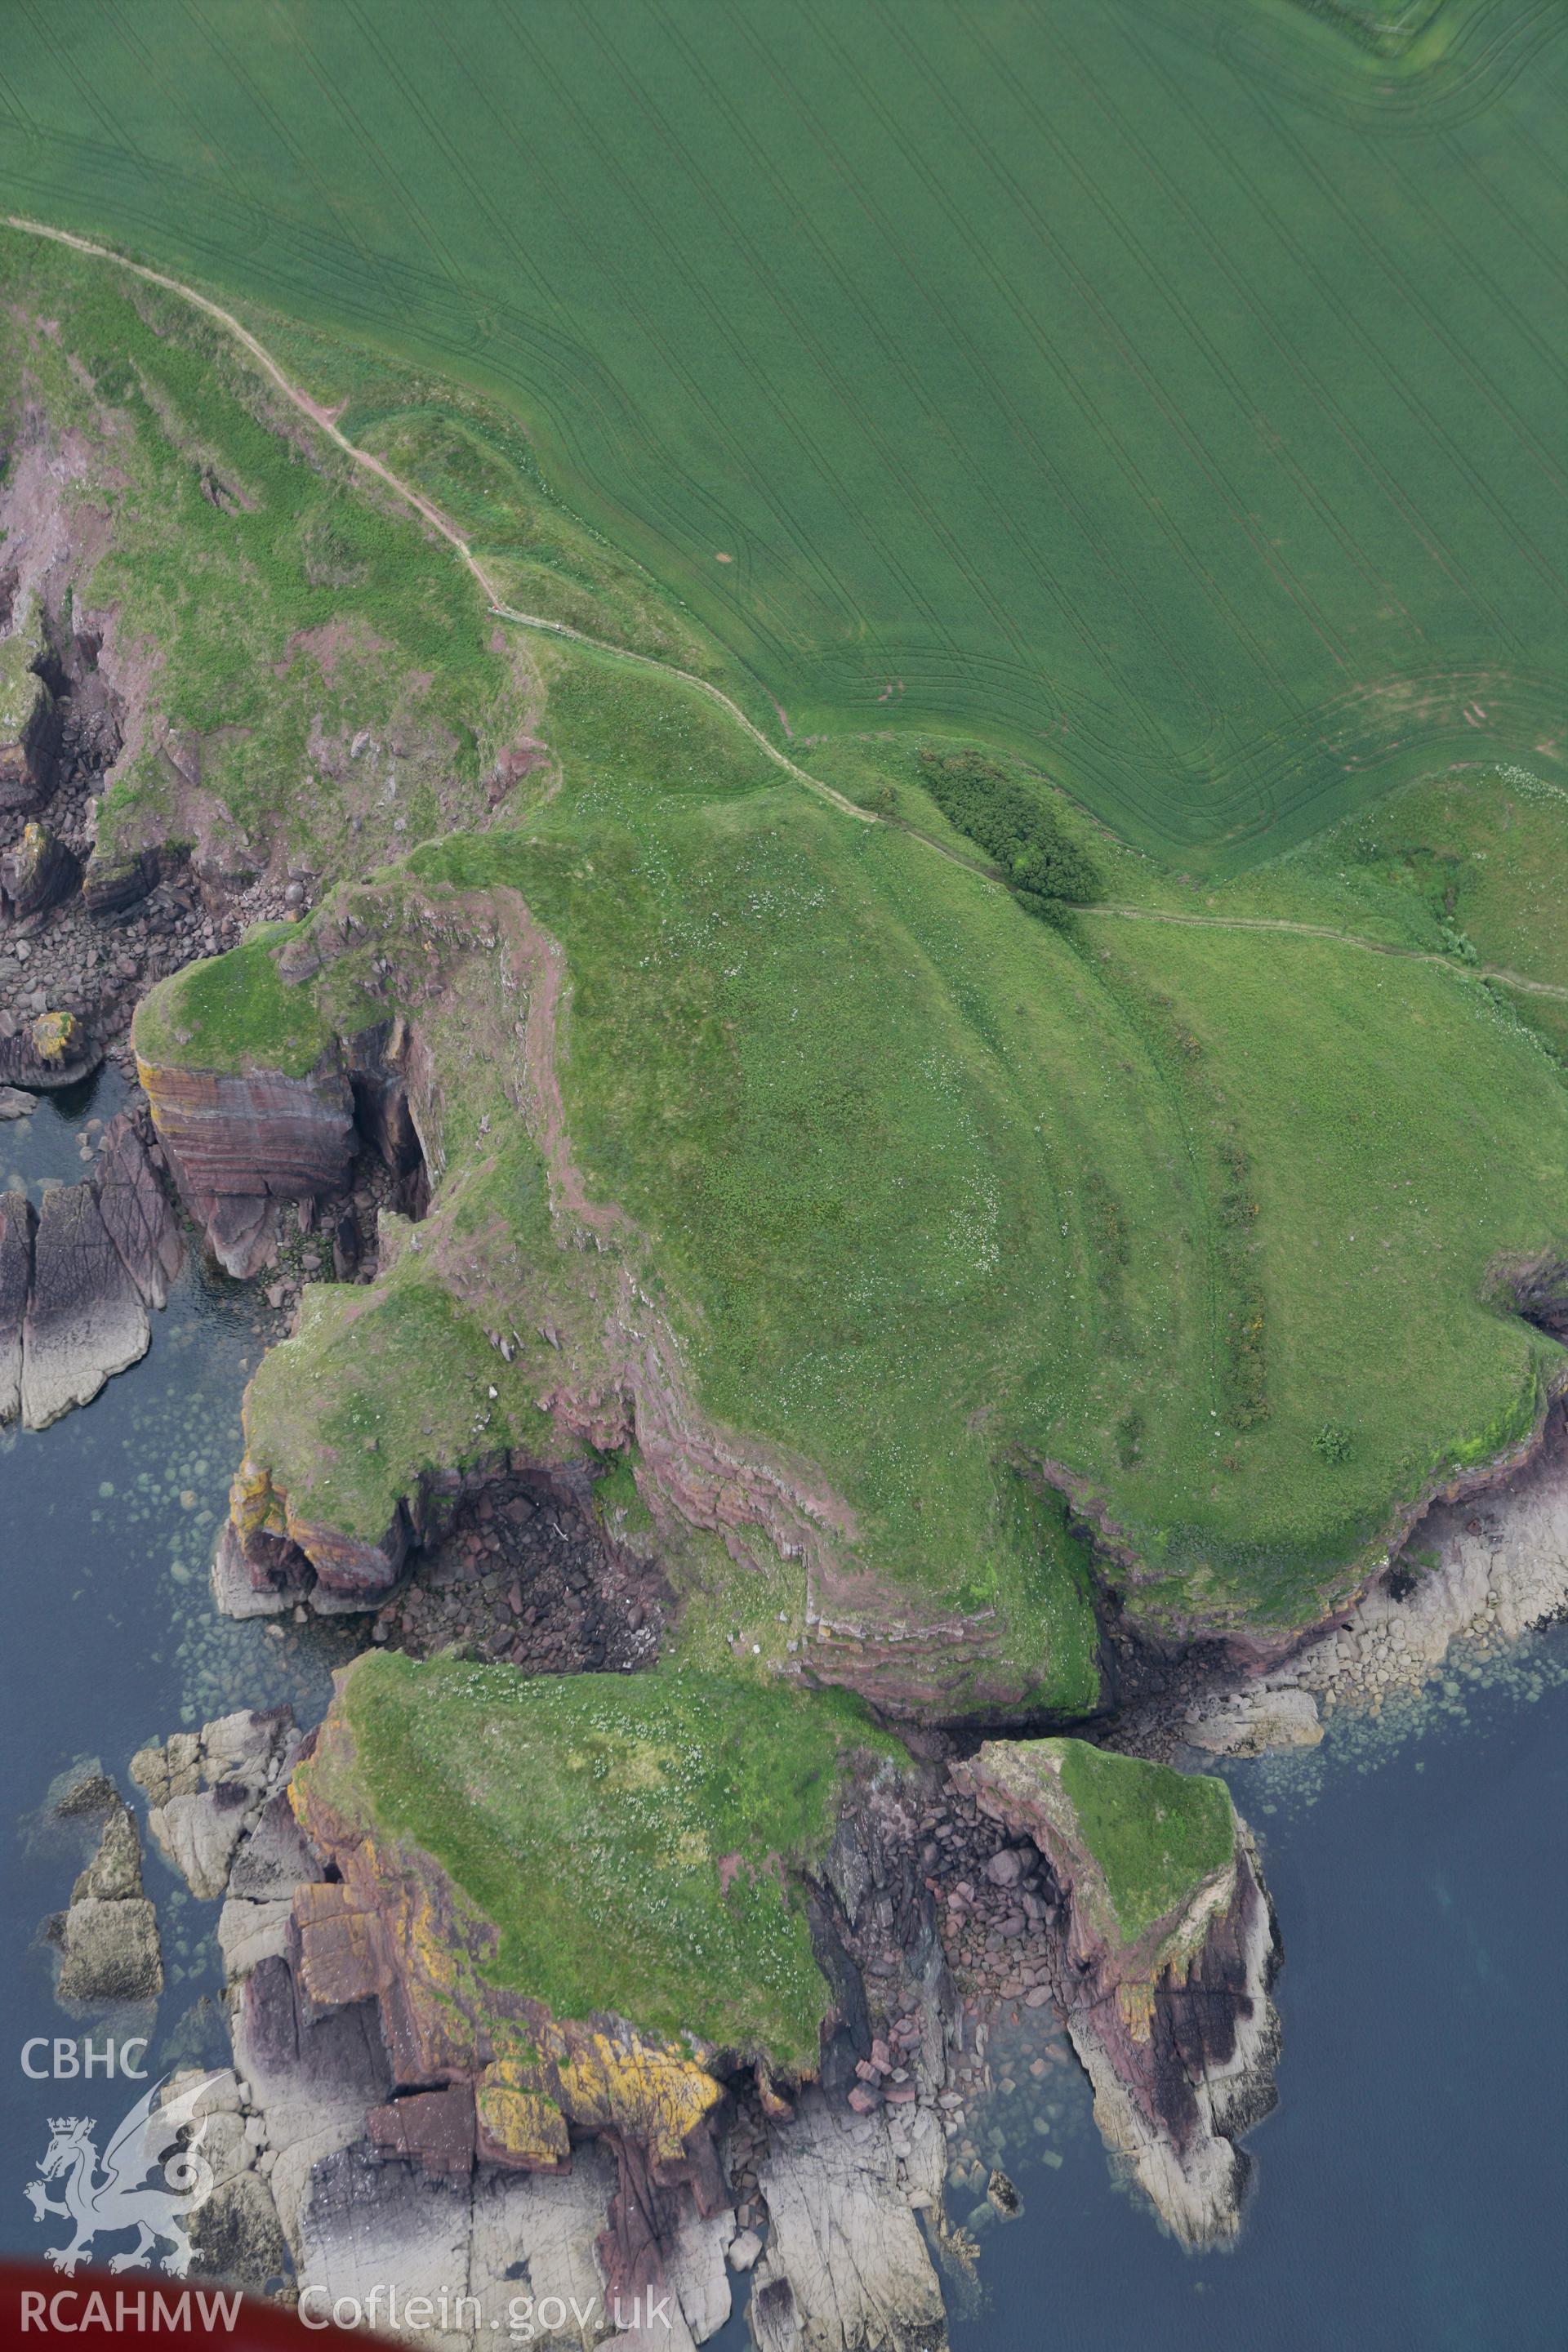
951, 1737, 1279, 2245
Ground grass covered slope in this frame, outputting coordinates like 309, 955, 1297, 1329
132, 924, 332, 1077
412, 669, 1568, 1631
154, 648, 1568, 1678
296, 1651, 899, 2072
3, 2, 1566, 858
1049, 1740, 1234, 1949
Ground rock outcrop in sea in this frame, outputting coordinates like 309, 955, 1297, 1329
951, 1739, 1279, 2246
138, 1696, 957, 2351
43, 1795, 163, 2010
0, 1111, 183, 1430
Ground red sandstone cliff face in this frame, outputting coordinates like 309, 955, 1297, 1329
951, 1741, 1279, 2247
287, 1712, 736, 2317
218, 1449, 411, 1611
135, 1047, 355, 1277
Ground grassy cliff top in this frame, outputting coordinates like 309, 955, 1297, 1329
133, 924, 334, 1077
0, 229, 539, 891
39, 206, 1568, 1673
408, 726, 1568, 1633
300, 1652, 902, 2073
179, 705, 1568, 1678
1041, 1739, 1236, 1948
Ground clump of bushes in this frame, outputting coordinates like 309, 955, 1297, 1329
918, 750, 1099, 911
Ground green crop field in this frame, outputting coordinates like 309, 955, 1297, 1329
2, 0, 1565, 863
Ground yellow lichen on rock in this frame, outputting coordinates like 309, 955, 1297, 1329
231, 1454, 287, 1542
475, 2067, 571, 2170
31, 1009, 77, 1065
551, 2024, 724, 2167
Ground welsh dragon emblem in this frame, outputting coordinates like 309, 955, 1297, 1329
24, 2074, 218, 2277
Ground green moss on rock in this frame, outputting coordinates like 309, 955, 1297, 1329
0, 604, 48, 738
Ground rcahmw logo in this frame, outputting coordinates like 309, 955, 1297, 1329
22, 2073, 219, 2279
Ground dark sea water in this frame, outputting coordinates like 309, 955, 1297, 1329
1, 1074, 356, 2216
947, 1649, 1568, 2352
5, 1079, 1566, 2349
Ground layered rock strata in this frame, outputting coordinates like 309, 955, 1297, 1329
951, 1740, 1278, 2247
1, 821, 80, 928
150, 1695, 957, 2352
136, 1053, 356, 1279
2, 1115, 182, 1429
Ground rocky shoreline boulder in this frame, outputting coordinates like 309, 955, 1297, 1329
0, 1115, 182, 1429
93, 1109, 185, 1310
0, 1005, 97, 1091
0, 1188, 33, 1423
20, 1177, 149, 1429
1, 820, 80, 929
131, 1708, 299, 1902
44, 1798, 163, 2009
